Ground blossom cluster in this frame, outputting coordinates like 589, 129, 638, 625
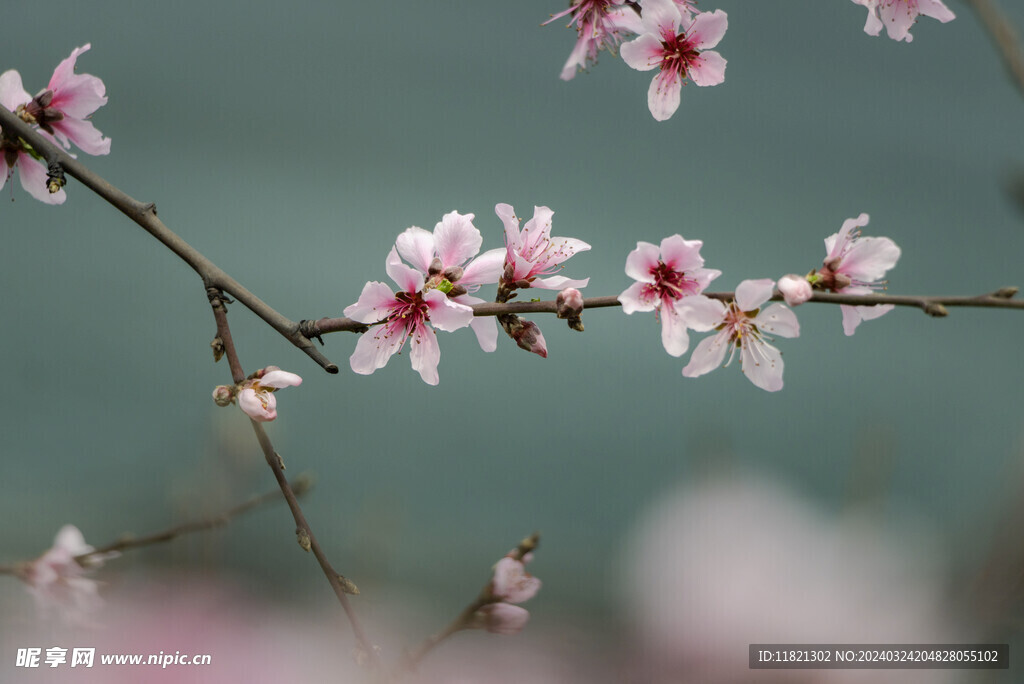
619, 215, 900, 391
0, 45, 110, 203
472, 552, 542, 634
547, 0, 955, 120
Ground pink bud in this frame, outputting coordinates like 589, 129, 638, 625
471, 603, 530, 635
778, 274, 812, 306
491, 557, 541, 603
513, 320, 548, 358
556, 288, 584, 319
211, 385, 234, 407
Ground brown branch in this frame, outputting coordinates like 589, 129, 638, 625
208, 287, 380, 670
307, 287, 1022, 335
967, 0, 1024, 99
0, 106, 338, 374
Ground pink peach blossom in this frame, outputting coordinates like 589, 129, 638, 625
545, 1, 644, 81
21, 525, 112, 624
620, 1, 728, 121
496, 203, 590, 290
852, 0, 955, 42
777, 274, 813, 306
0, 71, 66, 204
619, 234, 721, 357
236, 369, 303, 422
679, 279, 800, 392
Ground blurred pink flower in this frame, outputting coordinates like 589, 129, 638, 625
545, 1, 644, 81
236, 369, 302, 422
619, 234, 721, 357
679, 279, 800, 392
496, 203, 590, 291
620, 1, 728, 120
345, 247, 474, 385
21, 525, 111, 625
472, 602, 531, 635
852, 0, 954, 42
492, 557, 542, 604
817, 213, 901, 335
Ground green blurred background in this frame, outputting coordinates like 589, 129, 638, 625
2, 0, 1024, 679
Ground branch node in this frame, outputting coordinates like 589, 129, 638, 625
924, 302, 949, 317
296, 527, 312, 552
338, 575, 360, 595
993, 286, 1019, 299
298, 319, 325, 346
210, 336, 225, 362
275, 451, 286, 471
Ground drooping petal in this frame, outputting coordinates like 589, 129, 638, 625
620, 33, 665, 71
919, 0, 955, 23
496, 203, 520, 244
422, 289, 474, 332
740, 339, 785, 392
841, 303, 894, 336
682, 330, 731, 378
624, 241, 661, 283
688, 10, 728, 50
559, 32, 593, 81
689, 50, 727, 87
395, 227, 435, 274
532, 274, 590, 290
48, 116, 110, 155
344, 281, 397, 323
456, 294, 498, 352
754, 303, 800, 338
660, 305, 691, 357
349, 324, 403, 375
434, 210, 482, 268
880, 3, 920, 41
408, 321, 442, 385
734, 279, 775, 312
647, 70, 683, 122
259, 370, 303, 389
544, 236, 591, 266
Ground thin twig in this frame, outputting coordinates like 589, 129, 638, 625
967, 0, 1024, 99
0, 107, 339, 374
307, 287, 1023, 335
208, 287, 381, 670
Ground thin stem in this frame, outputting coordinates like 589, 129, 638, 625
967, 0, 1024, 100
0, 107, 339, 374
208, 287, 380, 670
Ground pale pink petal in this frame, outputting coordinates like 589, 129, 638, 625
754, 303, 800, 338
692, 267, 723, 291
608, 5, 645, 35
456, 294, 498, 352
674, 294, 726, 331
777, 274, 812, 306
624, 241, 661, 282
395, 227, 435, 273
496, 203, 520, 245
659, 235, 705, 273
640, 0, 682, 39
919, 0, 955, 23
17, 153, 66, 204
839, 237, 901, 281
53, 525, 92, 557
47, 45, 108, 119
460, 248, 505, 286
734, 279, 775, 312
619, 281, 657, 314
740, 339, 785, 392
349, 325, 403, 375
682, 330, 731, 378
689, 50, 727, 87
824, 213, 870, 259
688, 10, 728, 50
660, 305, 691, 357
520, 206, 555, 256
48, 116, 110, 155
620, 33, 665, 71
852, 0, 884, 36
408, 321, 441, 385
559, 33, 592, 81
238, 388, 277, 421
492, 557, 541, 603
881, 4, 918, 41
841, 303, 894, 336
434, 210, 482, 268
385, 246, 425, 293
422, 289, 474, 332
259, 370, 303, 389
0, 69, 31, 110
544, 236, 591, 265
647, 70, 683, 122
475, 603, 530, 635
532, 274, 590, 290
344, 281, 397, 323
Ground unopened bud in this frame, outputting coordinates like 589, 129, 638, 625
556, 288, 584, 319
777, 274, 812, 306
514, 279, 533, 290
442, 265, 464, 283
211, 385, 234, 407
210, 336, 225, 362
296, 528, 312, 552
513, 320, 548, 358
448, 284, 468, 298
428, 257, 443, 276
503, 262, 516, 282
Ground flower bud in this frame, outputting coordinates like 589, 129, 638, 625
428, 257, 444, 276
512, 320, 548, 358
556, 287, 584, 319
442, 265, 464, 283
777, 274, 812, 306
471, 603, 530, 635
212, 385, 234, 407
